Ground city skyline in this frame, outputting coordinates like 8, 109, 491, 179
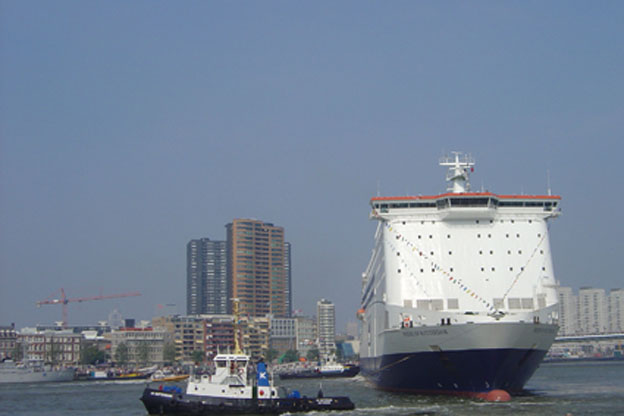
2, 2, 624, 330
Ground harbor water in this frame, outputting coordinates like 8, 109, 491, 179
1, 362, 623, 416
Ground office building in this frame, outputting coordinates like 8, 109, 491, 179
226, 219, 289, 318
187, 238, 228, 315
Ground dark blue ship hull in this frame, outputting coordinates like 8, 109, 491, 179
361, 348, 548, 396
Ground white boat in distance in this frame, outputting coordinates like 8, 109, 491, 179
359, 152, 561, 401
0, 358, 75, 383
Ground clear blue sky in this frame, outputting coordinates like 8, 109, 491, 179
1, 1, 623, 330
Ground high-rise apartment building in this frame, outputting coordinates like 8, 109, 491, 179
317, 299, 335, 361
226, 219, 289, 318
186, 238, 228, 315
557, 286, 578, 336
578, 287, 607, 335
608, 289, 624, 333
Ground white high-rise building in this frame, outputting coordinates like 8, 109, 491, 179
317, 299, 335, 362
608, 289, 624, 333
578, 287, 607, 335
557, 286, 577, 336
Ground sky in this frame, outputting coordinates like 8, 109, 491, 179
1, 1, 623, 331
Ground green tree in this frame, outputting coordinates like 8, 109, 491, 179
137, 342, 150, 365
191, 349, 205, 364
306, 348, 319, 362
114, 342, 129, 366
283, 349, 299, 363
264, 348, 279, 363
163, 342, 176, 365
81, 345, 107, 365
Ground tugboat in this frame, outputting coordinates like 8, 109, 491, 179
140, 301, 355, 415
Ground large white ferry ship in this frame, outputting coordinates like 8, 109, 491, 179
359, 153, 561, 400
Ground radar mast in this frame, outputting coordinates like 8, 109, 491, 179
439, 152, 475, 193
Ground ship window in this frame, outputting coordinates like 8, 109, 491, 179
529, 220, 532, 223
493, 298, 504, 309
479, 250, 483, 255
397, 252, 400, 256
450, 267, 454, 272
508, 298, 521, 309
540, 250, 544, 254
506, 234, 509, 238
516, 234, 520, 238
432, 299, 444, 311
447, 234, 451, 239
402, 221, 406, 225
511, 220, 515, 223
403, 299, 413, 308
521, 298, 534, 309
418, 235, 422, 239
431, 268, 435, 273
396, 235, 400, 240
429, 235, 433, 239
481, 267, 485, 272
537, 233, 541, 238
416, 300, 431, 310
518, 250, 522, 254
420, 269, 424, 273
421, 221, 425, 224
477, 234, 481, 238
430, 251, 434, 256
542, 267, 546, 271
488, 234, 491, 238
449, 251, 452, 255
476, 220, 480, 224
397, 269, 401, 273
491, 267, 495, 271
447, 299, 459, 309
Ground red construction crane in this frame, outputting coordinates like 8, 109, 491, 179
36, 288, 141, 328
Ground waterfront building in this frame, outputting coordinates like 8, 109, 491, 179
109, 327, 171, 365
152, 315, 205, 362
557, 286, 578, 336
226, 219, 289, 318
317, 299, 335, 361
187, 238, 228, 315
295, 316, 317, 358
608, 289, 624, 333
203, 315, 235, 359
18, 328, 82, 365
578, 287, 608, 335
0, 324, 17, 360
239, 315, 270, 361
269, 316, 296, 356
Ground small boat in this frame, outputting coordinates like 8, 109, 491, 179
278, 363, 360, 380
150, 370, 189, 383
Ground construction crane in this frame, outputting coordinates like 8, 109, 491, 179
36, 288, 141, 328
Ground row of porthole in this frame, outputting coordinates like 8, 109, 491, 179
398, 233, 543, 240
397, 265, 548, 274
401, 219, 540, 226
397, 249, 545, 256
